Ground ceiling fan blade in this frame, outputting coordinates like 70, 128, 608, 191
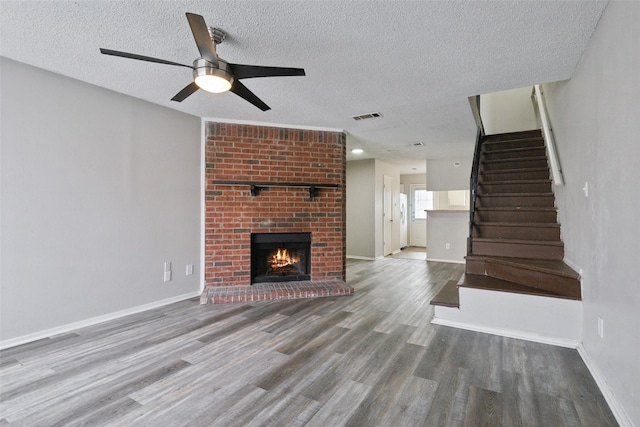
231, 64, 306, 80
230, 81, 270, 111
99, 48, 193, 69
186, 13, 218, 67
171, 82, 200, 102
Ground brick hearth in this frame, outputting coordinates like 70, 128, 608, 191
203, 121, 348, 302
200, 280, 354, 304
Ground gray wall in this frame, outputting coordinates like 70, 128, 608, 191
481, 86, 538, 135
346, 159, 376, 258
399, 173, 426, 195
542, 2, 640, 424
1, 58, 202, 342
346, 159, 401, 259
427, 156, 472, 191
426, 211, 470, 263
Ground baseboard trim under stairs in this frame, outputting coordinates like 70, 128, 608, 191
431, 280, 581, 347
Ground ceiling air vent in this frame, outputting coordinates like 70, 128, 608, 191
352, 112, 383, 121
412, 142, 425, 146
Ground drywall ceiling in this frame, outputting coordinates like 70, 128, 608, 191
0, 1, 607, 174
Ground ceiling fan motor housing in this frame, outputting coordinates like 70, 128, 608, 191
193, 58, 234, 91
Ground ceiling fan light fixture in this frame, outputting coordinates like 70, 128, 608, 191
195, 74, 232, 93
193, 58, 233, 93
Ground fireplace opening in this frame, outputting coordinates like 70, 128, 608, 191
251, 232, 311, 283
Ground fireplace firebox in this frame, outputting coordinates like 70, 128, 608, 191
251, 233, 311, 284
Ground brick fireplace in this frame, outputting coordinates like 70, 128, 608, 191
201, 121, 350, 303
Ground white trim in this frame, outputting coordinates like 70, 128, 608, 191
202, 117, 343, 133
431, 317, 580, 349
563, 257, 583, 276
534, 84, 564, 186
200, 119, 207, 293
577, 344, 634, 427
426, 258, 466, 264
0, 291, 201, 350
346, 255, 377, 261
392, 249, 402, 255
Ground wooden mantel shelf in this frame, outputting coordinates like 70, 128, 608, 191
211, 180, 339, 197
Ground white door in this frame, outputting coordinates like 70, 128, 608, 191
383, 176, 393, 256
400, 193, 408, 248
410, 184, 428, 247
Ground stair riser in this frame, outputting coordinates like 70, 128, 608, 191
482, 139, 544, 152
473, 225, 560, 241
484, 130, 542, 142
481, 159, 548, 171
482, 147, 546, 161
485, 262, 581, 299
465, 257, 486, 275
476, 195, 555, 208
479, 181, 552, 194
472, 241, 564, 260
480, 170, 550, 181
475, 210, 558, 223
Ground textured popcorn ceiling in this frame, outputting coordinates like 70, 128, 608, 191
0, 1, 607, 173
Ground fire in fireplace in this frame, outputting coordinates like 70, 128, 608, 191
251, 232, 311, 283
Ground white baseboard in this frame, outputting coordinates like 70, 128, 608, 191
431, 317, 580, 349
577, 344, 634, 427
392, 249, 402, 255
0, 291, 201, 350
346, 255, 377, 260
426, 258, 466, 264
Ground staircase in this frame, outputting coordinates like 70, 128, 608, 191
431, 129, 582, 344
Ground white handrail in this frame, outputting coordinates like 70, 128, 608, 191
533, 84, 564, 186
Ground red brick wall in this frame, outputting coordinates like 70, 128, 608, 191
205, 122, 346, 287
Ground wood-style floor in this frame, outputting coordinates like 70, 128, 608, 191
0, 258, 618, 426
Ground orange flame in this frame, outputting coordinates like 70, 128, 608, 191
270, 248, 300, 269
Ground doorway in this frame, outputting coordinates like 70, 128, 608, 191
409, 184, 431, 247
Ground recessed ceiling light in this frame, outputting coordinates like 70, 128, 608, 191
351, 148, 364, 154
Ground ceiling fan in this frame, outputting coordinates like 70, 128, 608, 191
100, 12, 305, 111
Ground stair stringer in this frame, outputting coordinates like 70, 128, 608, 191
432, 286, 582, 347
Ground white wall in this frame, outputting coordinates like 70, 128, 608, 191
427, 156, 472, 191
481, 86, 538, 135
1, 58, 202, 343
346, 159, 376, 258
542, 2, 640, 425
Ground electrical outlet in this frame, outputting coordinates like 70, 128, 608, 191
445, 243, 450, 249
186, 264, 194, 275
598, 316, 604, 338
